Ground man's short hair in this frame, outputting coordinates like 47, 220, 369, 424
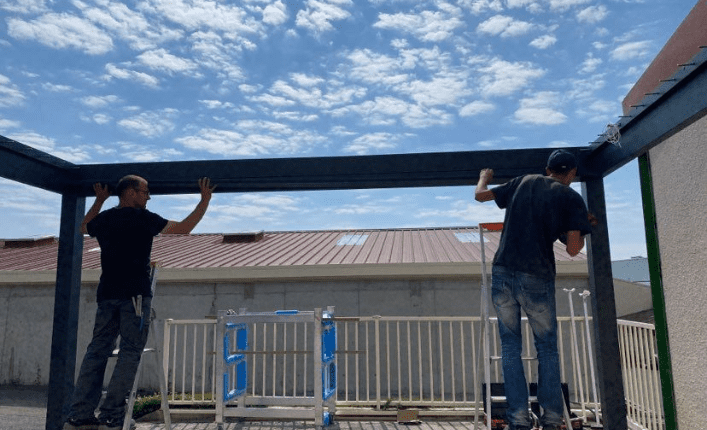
546, 149, 577, 174
115, 175, 145, 198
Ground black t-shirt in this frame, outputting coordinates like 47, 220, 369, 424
492, 174, 592, 280
87, 207, 168, 301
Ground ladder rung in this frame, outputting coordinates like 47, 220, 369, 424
489, 356, 536, 361
490, 395, 539, 402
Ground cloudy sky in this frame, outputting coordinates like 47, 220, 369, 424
0, 0, 698, 260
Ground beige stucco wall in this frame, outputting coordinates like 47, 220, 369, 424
648, 112, 707, 429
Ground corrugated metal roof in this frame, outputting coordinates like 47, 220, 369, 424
0, 226, 585, 272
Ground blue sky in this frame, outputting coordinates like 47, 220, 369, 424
0, 0, 698, 260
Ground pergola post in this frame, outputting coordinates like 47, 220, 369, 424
582, 178, 628, 430
46, 193, 85, 430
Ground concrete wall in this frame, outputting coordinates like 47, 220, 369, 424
0, 272, 648, 387
648, 112, 707, 429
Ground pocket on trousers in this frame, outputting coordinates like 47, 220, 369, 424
518, 274, 553, 314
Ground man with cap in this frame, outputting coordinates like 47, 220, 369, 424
475, 149, 593, 430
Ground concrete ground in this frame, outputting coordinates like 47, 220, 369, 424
0, 385, 487, 430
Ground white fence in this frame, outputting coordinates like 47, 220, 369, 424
159, 315, 663, 428
618, 320, 665, 430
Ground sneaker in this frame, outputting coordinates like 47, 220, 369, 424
98, 418, 136, 430
63, 416, 100, 430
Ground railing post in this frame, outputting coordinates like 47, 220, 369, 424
374, 315, 381, 410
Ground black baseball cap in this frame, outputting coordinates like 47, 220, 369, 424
546, 149, 577, 173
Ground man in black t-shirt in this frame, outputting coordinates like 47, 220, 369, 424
64, 175, 215, 430
475, 150, 593, 430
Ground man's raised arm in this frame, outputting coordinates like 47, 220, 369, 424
161, 177, 216, 235
475, 168, 496, 202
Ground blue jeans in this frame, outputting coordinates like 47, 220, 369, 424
491, 266, 563, 429
67, 297, 151, 423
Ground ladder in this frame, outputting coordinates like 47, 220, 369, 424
473, 223, 573, 430
119, 262, 172, 430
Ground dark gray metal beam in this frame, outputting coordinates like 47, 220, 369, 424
73, 147, 595, 196
0, 135, 78, 193
586, 47, 707, 178
582, 179, 627, 430
46, 194, 85, 430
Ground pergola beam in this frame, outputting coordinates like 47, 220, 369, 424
586, 47, 707, 177
0, 136, 77, 193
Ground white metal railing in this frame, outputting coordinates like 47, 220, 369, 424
161, 315, 603, 419
617, 320, 664, 430
162, 318, 217, 405
160, 314, 664, 428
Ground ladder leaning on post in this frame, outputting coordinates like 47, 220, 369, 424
474, 222, 504, 430
120, 262, 172, 430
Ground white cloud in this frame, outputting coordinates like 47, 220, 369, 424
199, 100, 235, 109
476, 59, 546, 97
506, 0, 540, 8
0, 117, 22, 130
117, 109, 178, 138
74, 1, 183, 51
514, 91, 568, 125
264, 76, 365, 110
400, 74, 471, 106
344, 132, 401, 154
459, 100, 495, 117
477, 15, 535, 38
103, 63, 160, 87
42, 83, 73, 92
137, 49, 200, 75
296, 0, 353, 34
8, 132, 91, 162
567, 76, 606, 100
458, 0, 503, 15
7, 13, 113, 55
175, 125, 328, 157
91, 113, 112, 125
331, 96, 452, 129
579, 55, 603, 74
530, 34, 557, 49
374, 5, 464, 42
345, 49, 412, 87
577, 5, 608, 24
576, 99, 618, 123
610, 40, 652, 61
81, 95, 120, 108
262, 0, 288, 25
0, 0, 48, 14
0, 74, 25, 107
142, 0, 262, 37
549, 0, 592, 11
415, 199, 505, 224
188, 31, 246, 81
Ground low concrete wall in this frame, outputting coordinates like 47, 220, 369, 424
0, 269, 649, 387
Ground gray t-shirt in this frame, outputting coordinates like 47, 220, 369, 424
492, 174, 592, 280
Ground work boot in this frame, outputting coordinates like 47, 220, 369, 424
63, 416, 100, 430
98, 418, 136, 430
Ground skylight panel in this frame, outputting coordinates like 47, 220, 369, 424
454, 232, 481, 243
337, 234, 368, 246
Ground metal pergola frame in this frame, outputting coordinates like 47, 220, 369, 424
2, 46, 705, 430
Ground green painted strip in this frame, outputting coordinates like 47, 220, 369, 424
638, 153, 677, 429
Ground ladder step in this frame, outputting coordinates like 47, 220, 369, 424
490, 395, 539, 402
489, 356, 536, 361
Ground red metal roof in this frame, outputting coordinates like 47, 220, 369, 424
0, 227, 585, 272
